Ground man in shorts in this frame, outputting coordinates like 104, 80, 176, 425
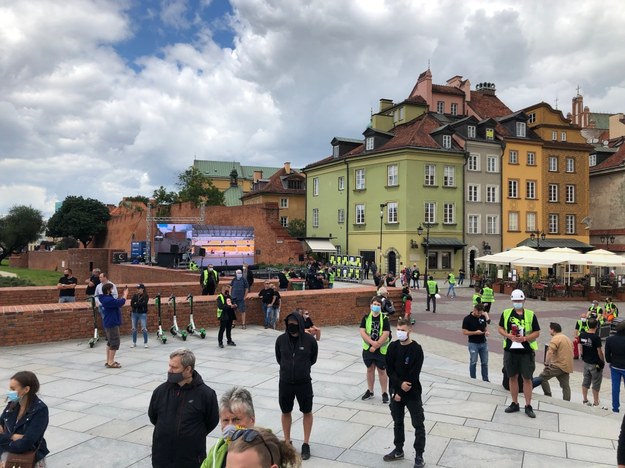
360, 296, 391, 404
98, 282, 128, 368
498, 289, 540, 418
580, 318, 607, 408
275, 312, 318, 460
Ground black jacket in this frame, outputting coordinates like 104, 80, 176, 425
275, 312, 318, 384
148, 370, 219, 468
606, 333, 625, 369
0, 396, 49, 462
386, 340, 424, 400
131, 292, 149, 313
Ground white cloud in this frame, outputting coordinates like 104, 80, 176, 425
1, 0, 625, 217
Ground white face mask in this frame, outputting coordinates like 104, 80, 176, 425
396, 330, 409, 341
513, 302, 523, 310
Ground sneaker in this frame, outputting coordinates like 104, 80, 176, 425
593, 403, 608, 410
583, 400, 592, 406
144, 343, 149, 348
219, 343, 224, 348
361, 389, 374, 400
382, 392, 389, 404
524, 405, 536, 418
504, 402, 520, 413
130, 343, 136, 348
227, 341, 237, 346
383, 449, 404, 461
414, 454, 425, 468
301, 443, 310, 460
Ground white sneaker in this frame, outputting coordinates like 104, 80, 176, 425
144, 343, 149, 348
130, 343, 136, 348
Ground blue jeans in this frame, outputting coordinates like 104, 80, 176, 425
611, 366, 625, 412
447, 284, 456, 297
468, 341, 489, 381
131, 312, 148, 344
262, 303, 271, 327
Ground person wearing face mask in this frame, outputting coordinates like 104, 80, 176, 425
0, 371, 49, 466
383, 318, 425, 467
275, 312, 318, 461
230, 269, 249, 329
462, 303, 491, 382
201, 387, 256, 468
202, 264, 219, 296
498, 289, 541, 419
149, 348, 219, 468
360, 296, 391, 404
57, 267, 78, 303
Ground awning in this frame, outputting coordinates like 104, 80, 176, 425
422, 237, 466, 252
304, 239, 337, 253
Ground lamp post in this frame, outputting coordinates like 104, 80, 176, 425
529, 230, 546, 249
600, 234, 615, 250
379, 203, 388, 272
417, 222, 431, 283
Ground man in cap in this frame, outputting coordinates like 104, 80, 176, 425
498, 289, 541, 418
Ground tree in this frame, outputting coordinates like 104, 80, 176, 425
286, 218, 306, 238
176, 167, 224, 206
46, 196, 111, 247
152, 186, 179, 205
0, 206, 45, 262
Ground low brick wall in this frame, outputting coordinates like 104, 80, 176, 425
0, 286, 399, 346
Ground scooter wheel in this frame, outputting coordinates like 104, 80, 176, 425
186, 325, 193, 333
182, 335, 187, 341
162, 338, 167, 344
89, 342, 94, 348
200, 332, 206, 339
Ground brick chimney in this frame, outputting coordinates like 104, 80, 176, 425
284, 162, 291, 174
253, 170, 263, 182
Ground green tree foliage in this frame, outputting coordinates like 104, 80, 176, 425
46, 196, 111, 248
286, 218, 306, 238
176, 167, 224, 206
152, 186, 179, 205
0, 205, 45, 262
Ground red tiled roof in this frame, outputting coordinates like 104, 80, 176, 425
240, 167, 305, 198
403, 96, 427, 106
468, 92, 513, 119
431, 84, 465, 96
592, 144, 625, 172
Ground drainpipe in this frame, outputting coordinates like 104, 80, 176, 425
344, 158, 350, 254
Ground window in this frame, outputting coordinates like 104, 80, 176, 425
332, 145, 339, 158
468, 153, 480, 171
526, 212, 536, 232
424, 202, 435, 224
437, 101, 444, 113
566, 184, 575, 203
549, 214, 559, 234
387, 202, 398, 223
338, 209, 345, 223
561, 131, 567, 141
486, 185, 499, 203
355, 169, 365, 190
441, 252, 452, 269
287, 180, 303, 190
338, 176, 345, 191
468, 184, 480, 202
566, 214, 576, 234
280, 198, 288, 208
313, 177, 319, 196
365, 137, 374, 151
387, 164, 398, 187
427, 251, 438, 270
527, 152, 536, 166
400, 107, 405, 120
508, 179, 518, 198
566, 158, 575, 173
443, 203, 455, 224
468, 215, 480, 234
450, 103, 458, 116
443, 166, 455, 187
485, 128, 494, 140
528, 113, 536, 124
312, 209, 319, 228
508, 211, 519, 231
549, 184, 558, 202
516, 122, 526, 137
355, 204, 365, 224
526, 180, 536, 199
467, 125, 476, 138
487, 215, 499, 234
549, 156, 558, 172
552, 130, 557, 141
590, 154, 597, 166
486, 155, 498, 173
442, 135, 452, 149
424, 164, 435, 186
280, 216, 288, 227
509, 150, 518, 164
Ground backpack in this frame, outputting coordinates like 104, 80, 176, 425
382, 297, 396, 315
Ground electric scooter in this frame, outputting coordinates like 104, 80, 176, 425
154, 294, 167, 344
168, 294, 188, 341
88, 295, 100, 348
186, 294, 206, 338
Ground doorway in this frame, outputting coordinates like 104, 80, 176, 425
388, 251, 397, 275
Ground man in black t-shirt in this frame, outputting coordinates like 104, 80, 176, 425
462, 303, 491, 382
58, 268, 78, 303
258, 281, 275, 329
85, 267, 101, 296
580, 318, 607, 408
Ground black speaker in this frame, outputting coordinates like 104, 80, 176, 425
199, 248, 206, 256
170, 244, 179, 254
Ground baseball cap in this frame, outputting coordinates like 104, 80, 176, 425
510, 289, 525, 301
137, 283, 145, 289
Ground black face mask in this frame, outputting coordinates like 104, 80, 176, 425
287, 323, 299, 335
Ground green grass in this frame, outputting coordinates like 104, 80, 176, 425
0, 259, 62, 286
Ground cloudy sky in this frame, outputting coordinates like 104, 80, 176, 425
1, 0, 625, 217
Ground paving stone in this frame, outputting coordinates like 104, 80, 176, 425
430, 421, 478, 441
476, 428, 566, 457
438, 439, 523, 468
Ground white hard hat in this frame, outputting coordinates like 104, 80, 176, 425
510, 289, 525, 301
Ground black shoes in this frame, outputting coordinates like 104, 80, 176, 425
361, 389, 374, 400
382, 392, 389, 404
227, 341, 236, 346
525, 405, 536, 418
218, 343, 224, 348
301, 443, 310, 460
383, 449, 404, 461
505, 402, 520, 413
414, 454, 425, 468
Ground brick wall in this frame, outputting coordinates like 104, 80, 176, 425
0, 286, 399, 346
8, 255, 28, 268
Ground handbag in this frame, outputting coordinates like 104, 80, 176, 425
4, 450, 36, 468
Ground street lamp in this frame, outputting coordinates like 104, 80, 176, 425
379, 203, 388, 272
600, 234, 616, 250
417, 222, 431, 283
529, 230, 546, 249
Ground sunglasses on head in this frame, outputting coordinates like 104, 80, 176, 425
231, 429, 274, 466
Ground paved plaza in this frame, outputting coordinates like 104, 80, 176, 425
1, 282, 623, 467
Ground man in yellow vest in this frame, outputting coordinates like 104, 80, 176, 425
472, 286, 482, 307
359, 296, 391, 404
426, 276, 438, 313
444, 272, 456, 298
498, 289, 541, 418
480, 283, 495, 313
202, 264, 219, 296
